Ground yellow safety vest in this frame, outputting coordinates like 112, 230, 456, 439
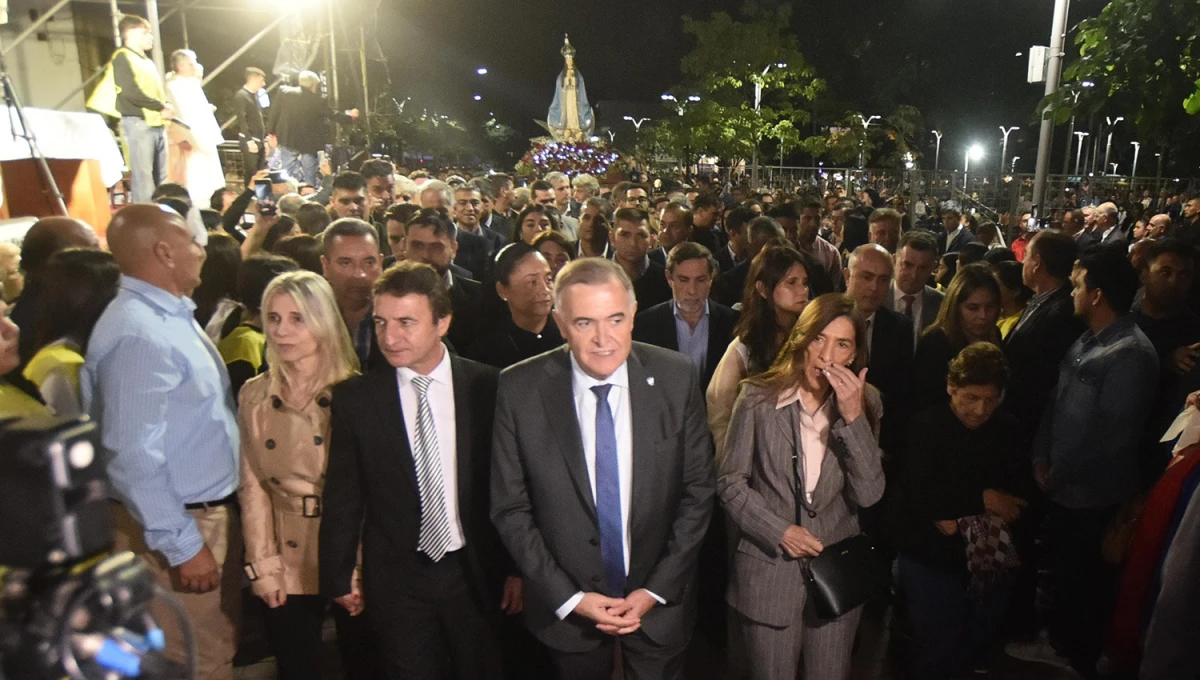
86, 47, 165, 127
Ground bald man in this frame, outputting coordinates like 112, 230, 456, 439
82, 204, 242, 680
1096, 201, 1126, 246
844, 244, 913, 458
10, 217, 99, 366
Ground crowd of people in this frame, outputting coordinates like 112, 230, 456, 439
2, 13, 1199, 680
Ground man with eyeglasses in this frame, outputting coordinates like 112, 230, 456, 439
532, 179, 579, 241
621, 184, 651, 209
404, 209, 481, 353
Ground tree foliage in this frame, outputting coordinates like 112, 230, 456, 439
1041, 0, 1200, 151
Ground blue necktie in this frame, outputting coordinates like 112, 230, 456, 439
591, 384, 626, 596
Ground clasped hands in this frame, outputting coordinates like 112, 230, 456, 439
573, 589, 658, 636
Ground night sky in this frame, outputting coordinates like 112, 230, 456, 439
175, 0, 1117, 172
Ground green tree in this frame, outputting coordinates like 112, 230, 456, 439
1041, 0, 1200, 156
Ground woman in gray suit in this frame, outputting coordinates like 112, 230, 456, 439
718, 293, 886, 680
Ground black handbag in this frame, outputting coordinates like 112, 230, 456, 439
802, 533, 890, 619
792, 446, 889, 619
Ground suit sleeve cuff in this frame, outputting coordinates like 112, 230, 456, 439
556, 591, 585, 620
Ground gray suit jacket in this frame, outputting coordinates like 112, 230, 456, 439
886, 285, 944, 344
717, 383, 885, 627
490, 343, 716, 652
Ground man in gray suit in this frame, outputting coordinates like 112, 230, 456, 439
886, 230, 944, 350
491, 258, 716, 679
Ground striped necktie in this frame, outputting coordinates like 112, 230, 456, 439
411, 375, 452, 561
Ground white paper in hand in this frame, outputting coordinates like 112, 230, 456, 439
1161, 406, 1200, 454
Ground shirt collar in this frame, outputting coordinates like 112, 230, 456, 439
1029, 284, 1064, 307
776, 386, 834, 414
1086, 315, 1137, 346
396, 344, 452, 387
120, 274, 195, 318
892, 280, 919, 303
444, 269, 455, 289
672, 300, 710, 321
569, 351, 629, 393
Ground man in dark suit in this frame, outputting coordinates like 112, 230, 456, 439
232, 67, 266, 184
886, 230, 944, 351
691, 193, 726, 255
402, 209, 482, 354
452, 184, 505, 258
633, 242, 738, 391
936, 207, 977, 254
844, 244, 914, 458
474, 179, 513, 248
712, 215, 787, 307
491, 258, 715, 679
320, 262, 520, 679
1096, 202, 1127, 246
712, 206, 755, 274
611, 207, 672, 310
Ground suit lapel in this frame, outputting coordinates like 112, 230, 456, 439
449, 356, 473, 521
370, 367, 418, 491
627, 348, 660, 547
541, 348, 598, 522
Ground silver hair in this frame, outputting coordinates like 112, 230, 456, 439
419, 180, 453, 209
573, 173, 600, 194
552, 257, 634, 311
543, 171, 569, 186
298, 70, 320, 90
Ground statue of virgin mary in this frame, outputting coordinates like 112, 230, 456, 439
546, 35, 595, 143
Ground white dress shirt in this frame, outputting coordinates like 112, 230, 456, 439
395, 347, 465, 552
892, 280, 924, 349
776, 388, 833, 504
555, 353, 662, 619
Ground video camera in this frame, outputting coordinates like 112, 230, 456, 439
0, 416, 193, 680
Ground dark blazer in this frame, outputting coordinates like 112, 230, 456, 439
936, 227, 977, 255
448, 274, 482, 355
912, 328, 962, 411
454, 228, 490, 281
319, 356, 509, 613
1076, 229, 1102, 250
1002, 285, 1084, 438
232, 87, 265, 146
632, 300, 739, 390
648, 246, 668, 267
867, 307, 915, 457
480, 213, 512, 249
632, 261, 673, 311
490, 344, 716, 652
692, 228, 721, 256
713, 242, 742, 275
713, 260, 750, 307
266, 87, 351, 154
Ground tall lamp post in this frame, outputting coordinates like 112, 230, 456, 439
1130, 141, 1141, 183
1032, 0, 1072, 211
1102, 116, 1123, 175
857, 114, 881, 168
964, 144, 984, 191
1011, 156, 1021, 173
750, 62, 787, 188
931, 129, 943, 173
999, 126, 1020, 179
623, 115, 650, 131
1073, 131, 1090, 175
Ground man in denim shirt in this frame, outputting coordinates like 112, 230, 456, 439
1008, 244, 1158, 674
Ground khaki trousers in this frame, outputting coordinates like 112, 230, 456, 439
111, 502, 243, 680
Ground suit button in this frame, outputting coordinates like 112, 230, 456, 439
271, 396, 283, 409
836, 437, 845, 446
286, 540, 298, 548
807, 510, 817, 519
265, 439, 276, 450
314, 435, 324, 446
317, 396, 331, 408
270, 477, 281, 485
588, 537, 599, 546
591, 575, 601, 583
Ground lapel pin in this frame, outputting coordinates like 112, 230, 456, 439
646, 377, 655, 386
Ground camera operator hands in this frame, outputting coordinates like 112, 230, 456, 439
174, 545, 220, 593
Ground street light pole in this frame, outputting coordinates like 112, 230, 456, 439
1103, 116, 1123, 175
750, 63, 785, 189
1032, 0, 1072, 211
932, 130, 943, 174
1130, 141, 1141, 183
623, 116, 650, 131
1011, 156, 1021, 173
1074, 131, 1089, 175
999, 126, 1020, 180
964, 144, 984, 191
858, 114, 881, 168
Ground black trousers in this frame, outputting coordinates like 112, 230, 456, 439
1045, 502, 1120, 672
369, 551, 502, 680
241, 146, 264, 186
261, 594, 381, 680
549, 630, 687, 680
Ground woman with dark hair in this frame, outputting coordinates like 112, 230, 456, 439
22, 249, 120, 416
512, 204, 555, 244
273, 234, 323, 274
991, 260, 1033, 339
707, 244, 814, 462
467, 242, 563, 368
895, 343, 1030, 679
934, 252, 958, 291
531, 229, 573, 280
912, 264, 1002, 408
193, 232, 243, 340
719, 293, 885, 680
261, 215, 301, 253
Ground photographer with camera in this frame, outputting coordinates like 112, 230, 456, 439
81, 204, 242, 680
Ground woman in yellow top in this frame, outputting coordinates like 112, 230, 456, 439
218, 253, 298, 402
0, 299, 49, 419
991, 260, 1032, 340
237, 271, 367, 680
22, 249, 120, 417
